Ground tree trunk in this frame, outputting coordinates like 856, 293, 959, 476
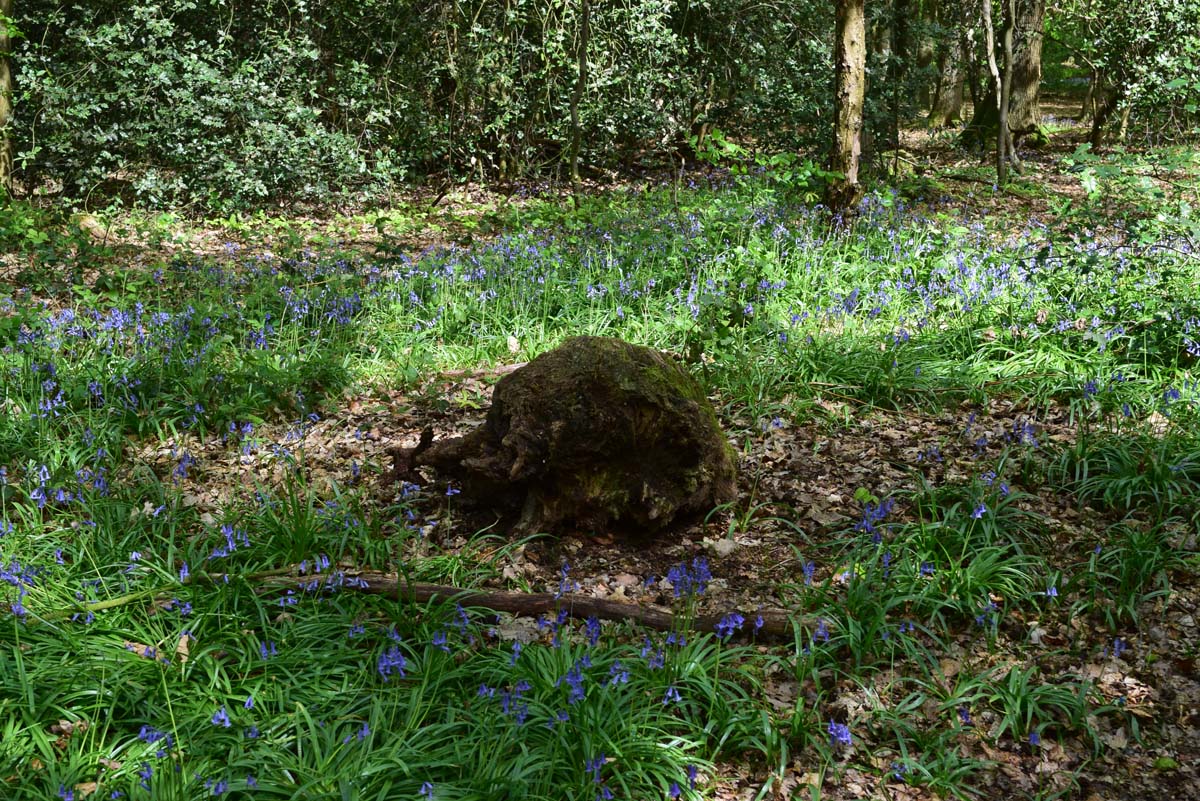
1000, 0, 1022, 177
0, 0, 14, 198
961, 0, 1044, 151
568, 0, 588, 207
889, 0, 911, 170
928, 35, 965, 126
1005, 0, 1045, 146
825, 0, 867, 215
915, 0, 938, 108
1090, 84, 1121, 149
1079, 71, 1097, 122
981, 0, 1006, 183
963, 24, 985, 111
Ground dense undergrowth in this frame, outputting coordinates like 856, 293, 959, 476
1, 162, 1199, 799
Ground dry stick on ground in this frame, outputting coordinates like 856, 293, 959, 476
212, 569, 810, 641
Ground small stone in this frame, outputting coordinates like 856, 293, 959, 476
706, 538, 739, 558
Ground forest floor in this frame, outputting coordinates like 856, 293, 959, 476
3, 109, 1199, 800
125, 117, 1200, 799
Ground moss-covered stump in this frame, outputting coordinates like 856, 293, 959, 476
404, 336, 737, 535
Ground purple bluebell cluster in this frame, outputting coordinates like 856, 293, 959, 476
855, 497, 895, 543
664, 557, 712, 598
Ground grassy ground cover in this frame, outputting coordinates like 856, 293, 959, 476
1, 149, 1199, 800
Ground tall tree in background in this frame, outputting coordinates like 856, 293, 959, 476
825, 0, 867, 213
928, 0, 967, 127
1005, 0, 1044, 143
568, 0, 589, 207
980, 0, 1009, 183
962, 0, 1045, 152
0, 0, 14, 197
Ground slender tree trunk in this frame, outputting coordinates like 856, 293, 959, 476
0, 0, 14, 198
889, 0, 911, 172
1079, 71, 1097, 122
825, 0, 867, 214
1117, 105, 1132, 142
981, 0, 1006, 184
1090, 84, 1121, 149
568, 0, 588, 207
961, 0, 1044, 151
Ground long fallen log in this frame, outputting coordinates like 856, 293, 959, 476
232, 569, 810, 642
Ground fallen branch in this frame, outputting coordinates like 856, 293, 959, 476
34, 568, 813, 642
436, 361, 527, 380
215, 569, 811, 642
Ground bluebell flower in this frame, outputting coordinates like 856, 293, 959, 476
1112, 637, 1128, 660
827, 720, 852, 747
662, 685, 683, 705
584, 615, 602, 646
715, 612, 744, 639
557, 659, 588, 704
211, 707, 231, 728
555, 562, 579, 599
378, 645, 407, 680
585, 754, 606, 783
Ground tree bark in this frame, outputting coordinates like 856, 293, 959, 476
928, 35, 966, 126
1079, 70, 1097, 122
568, 0, 588, 207
1000, 0, 1022, 177
981, 0, 1006, 184
1090, 83, 1121, 149
1005, 0, 1044, 145
825, 0, 867, 215
888, 0, 912, 169
0, 0, 14, 198
961, 0, 1045, 151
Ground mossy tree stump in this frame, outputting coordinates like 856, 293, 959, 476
397, 336, 737, 535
